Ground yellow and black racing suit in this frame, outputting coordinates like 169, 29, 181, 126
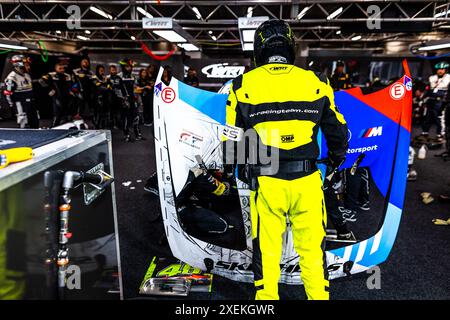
223, 64, 348, 300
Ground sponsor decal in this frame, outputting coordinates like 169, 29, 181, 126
238, 16, 269, 29
269, 65, 288, 72
215, 261, 341, 274
281, 134, 295, 143
249, 108, 319, 118
359, 126, 383, 138
390, 83, 405, 100
404, 76, 412, 91
347, 145, 378, 154
222, 125, 243, 141
179, 129, 203, 149
162, 87, 176, 103
201, 63, 245, 79
142, 17, 173, 29
154, 82, 163, 96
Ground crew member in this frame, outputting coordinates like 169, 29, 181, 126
118, 58, 143, 142
93, 65, 110, 129
106, 64, 122, 129
330, 60, 352, 91
183, 67, 199, 88
136, 68, 155, 126
39, 62, 74, 127
72, 58, 95, 119
222, 20, 348, 300
421, 61, 450, 138
3, 55, 39, 128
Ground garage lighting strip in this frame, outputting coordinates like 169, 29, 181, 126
418, 42, 450, 51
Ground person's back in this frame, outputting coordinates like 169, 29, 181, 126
223, 19, 348, 301
226, 63, 346, 178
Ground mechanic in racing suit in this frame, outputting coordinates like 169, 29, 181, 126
72, 58, 96, 120
117, 58, 143, 142
3, 55, 39, 128
330, 60, 352, 91
176, 166, 236, 237
222, 20, 348, 300
92, 65, 111, 129
421, 61, 450, 138
39, 62, 74, 127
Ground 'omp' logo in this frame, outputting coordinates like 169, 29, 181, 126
281, 134, 294, 143
359, 126, 382, 138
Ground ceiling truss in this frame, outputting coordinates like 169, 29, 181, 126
0, 0, 447, 51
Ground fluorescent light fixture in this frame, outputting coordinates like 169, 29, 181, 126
418, 42, 450, 51
247, 7, 254, 18
336, 30, 341, 35
0, 43, 28, 50
85, 30, 91, 34
308, 61, 314, 67
208, 31, 217, 41
178, 43, 200, 51
242, 29, 256, 42
327, 7, 343, 20
351, 35, 362, 41
434, 9, 450, 18
153, 30, 186, 43
90, 6, 113, 19
297, 6, 310, 20
130, 35, 136, 40
56, 30, 61, 34
192, 6, 202, 20
76, 35, 90, 41
137, 6, 153, 18
243, 43, 254, 51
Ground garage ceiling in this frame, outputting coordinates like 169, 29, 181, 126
0, 0, 448, 56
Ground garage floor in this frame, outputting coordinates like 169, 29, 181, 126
1, 119, 449, 299
111, 124, 450, 300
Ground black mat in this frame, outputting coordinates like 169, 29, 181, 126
0, 129, 78, 149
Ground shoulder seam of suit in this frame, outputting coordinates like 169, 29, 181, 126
314, 71, 328, 84
233, 74, 243, 91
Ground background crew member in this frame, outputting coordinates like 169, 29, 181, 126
72, 58, 95, 120
136, 68, 155, 126
330, 60, 352, 91
183, 67, 199, 87
3, 55, 39, 128
421, 61, 450, 138
39, 62, 74, 128
118, 58, 143, 142
93, 64, 110, 129
223, 19, 348, 300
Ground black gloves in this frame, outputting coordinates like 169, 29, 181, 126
191, 168, 230, 196
325, 150, 346, 179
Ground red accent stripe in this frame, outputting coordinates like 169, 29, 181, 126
344, 76, 412, 132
